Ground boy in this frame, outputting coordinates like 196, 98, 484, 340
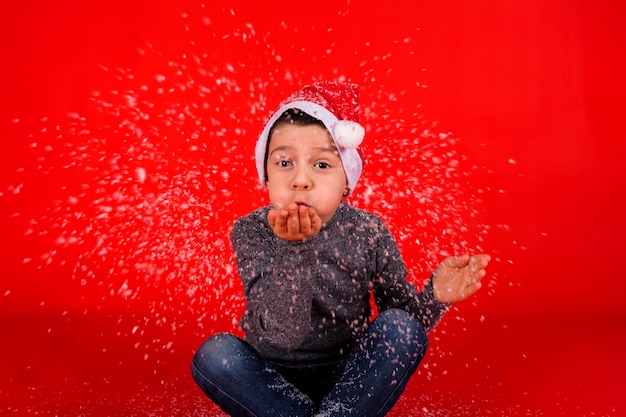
192, 81, 490, 417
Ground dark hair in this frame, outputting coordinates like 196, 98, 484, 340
263, 109, 327, 181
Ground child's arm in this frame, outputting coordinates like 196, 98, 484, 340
431, 254, 491, 303
370, 217, 452, 333
369, 217, 490, 332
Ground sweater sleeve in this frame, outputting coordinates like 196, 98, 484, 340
371, 218, 451, 333
231, 210, 317, 351
410, 275, 452, 332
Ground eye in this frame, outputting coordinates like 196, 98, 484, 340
315, 161, 331, 169
276, 159, 292, 167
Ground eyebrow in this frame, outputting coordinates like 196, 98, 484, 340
268, 145, 294, 155
269, 145, 339, 156
315, 145, 338, 153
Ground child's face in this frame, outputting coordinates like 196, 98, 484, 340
266, 123, 347, 224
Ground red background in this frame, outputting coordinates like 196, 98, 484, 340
1, 1, 625, 415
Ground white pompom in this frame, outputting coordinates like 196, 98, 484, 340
333, 120, 364, 149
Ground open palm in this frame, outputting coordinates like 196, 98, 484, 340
432, 254, 491, 303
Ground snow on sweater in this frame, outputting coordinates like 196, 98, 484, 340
231, 201, 450, 365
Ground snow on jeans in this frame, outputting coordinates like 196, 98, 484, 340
191, 308, 428, 417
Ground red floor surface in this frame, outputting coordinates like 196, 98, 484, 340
2, 1, 626, 416
2, 310, 624, 416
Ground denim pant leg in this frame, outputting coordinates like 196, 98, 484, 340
315, 308, 428, 417
191, 333, 315, 417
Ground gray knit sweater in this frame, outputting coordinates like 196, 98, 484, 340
231, 201, 450, 365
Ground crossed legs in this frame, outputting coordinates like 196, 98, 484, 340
191, 308, 428, 417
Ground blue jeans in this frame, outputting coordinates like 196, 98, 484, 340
191, 308, 428, 417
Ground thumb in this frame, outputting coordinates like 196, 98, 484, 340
443, 254, 471, 269
267, 210, 277, 228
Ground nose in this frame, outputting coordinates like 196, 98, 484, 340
291, 166, 312, 190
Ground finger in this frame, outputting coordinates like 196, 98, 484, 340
469, 254, 491, 272
463, 280, 483, 299
267, 210, 277, 228
287, 204, 300, 233
274, 209, 289, 232
476, 254, 491, 266
444, 254, 470, 269
308, 207, 321, 232
468, 269, 487, 286
298, 204, 311, 233
468, 261, 489, 290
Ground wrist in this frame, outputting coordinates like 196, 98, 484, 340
428, 275, 452, 306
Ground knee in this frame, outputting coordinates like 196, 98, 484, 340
193, 333, 235, 363
191, 333, 242, 382
376, 308, 428, 351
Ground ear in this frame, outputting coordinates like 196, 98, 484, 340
343, 187, 350, 197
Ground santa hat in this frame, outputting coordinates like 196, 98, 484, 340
255, 81, 365, 196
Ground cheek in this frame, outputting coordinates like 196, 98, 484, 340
331, 173, 348, 193
266, 184, 286, 207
